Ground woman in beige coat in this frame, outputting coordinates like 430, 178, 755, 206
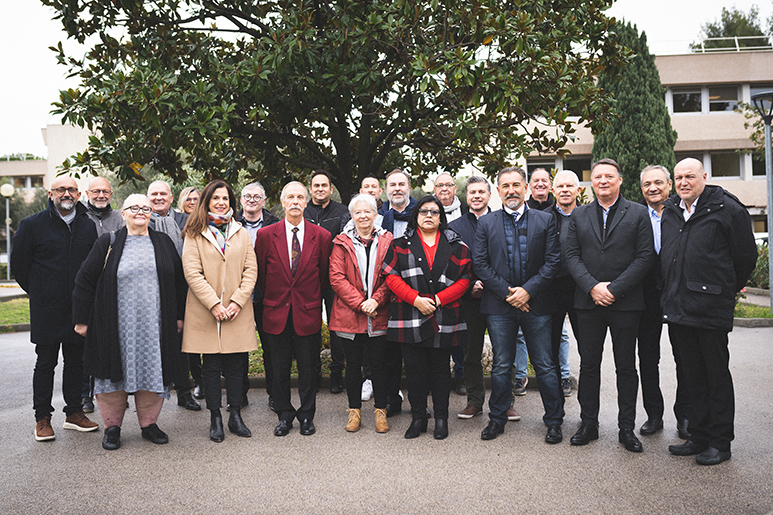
182, 180, 258, 442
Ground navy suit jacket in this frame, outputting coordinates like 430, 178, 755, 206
564, 197, 654, 311
473, 207, 560, 316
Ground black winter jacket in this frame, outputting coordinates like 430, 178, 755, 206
660, 185, 757, 331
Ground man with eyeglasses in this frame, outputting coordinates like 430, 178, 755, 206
84, 176, 124, 236
433, 172, 468, 222
12, 176, 100, 441
237, 182, 280, 410
473, 166, 564, 444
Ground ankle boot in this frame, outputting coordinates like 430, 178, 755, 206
374, 408, 389, 433
210, 410, 225, 442
345, 408, 361, 432
404, 418, 428, 439
228, 409, 252, 437
434, 418, 449, 440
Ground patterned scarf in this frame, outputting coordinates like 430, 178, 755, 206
207, 208, 233, 254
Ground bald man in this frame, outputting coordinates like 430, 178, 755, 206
661, 158, 757, 466
84, 177, 124, 236
12, 176, 99, 441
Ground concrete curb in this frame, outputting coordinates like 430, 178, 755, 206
734, 317, 773, 327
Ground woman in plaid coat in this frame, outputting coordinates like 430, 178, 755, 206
382, 195, 471, 440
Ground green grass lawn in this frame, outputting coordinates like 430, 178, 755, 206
0, 298, 30, 329
735, 302, 773, 319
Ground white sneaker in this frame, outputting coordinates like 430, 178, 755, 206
361, 379, 373, 401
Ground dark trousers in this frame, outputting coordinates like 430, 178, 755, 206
551, 289, 578, 386
322, 288, 345, 376
668, 323, 734, 452
254, 302, 272, 398
401, 344, 452, 421
33, 341, 85, 420
461, 297, 487, 408
637, 306, 665, 421
189, 353, 202, 385
341, 334, 388, 409
202, 352, 245, 411
384, 342, 403, 406
576, 308, 640, 430
264, 311, 318, 422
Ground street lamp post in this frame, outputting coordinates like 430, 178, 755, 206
0, 184, 14, 281
751, 91, 773, 313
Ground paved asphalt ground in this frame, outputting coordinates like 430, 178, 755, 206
2, 323, 772, 514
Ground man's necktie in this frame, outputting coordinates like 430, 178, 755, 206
291, 227, 300, 277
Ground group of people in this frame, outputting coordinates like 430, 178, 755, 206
12, 157, 757, 466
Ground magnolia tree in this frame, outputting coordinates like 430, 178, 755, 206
45, 0, 629, 198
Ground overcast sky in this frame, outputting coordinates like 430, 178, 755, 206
1, 1, 771, 158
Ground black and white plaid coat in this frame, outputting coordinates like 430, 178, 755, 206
382, 228, 471, 348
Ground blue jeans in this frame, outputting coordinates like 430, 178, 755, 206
559, 322, 570, 379
488, 312, 564, 427
515, 322, 570, 380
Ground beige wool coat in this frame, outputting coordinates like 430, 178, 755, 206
181, 220, 258, 354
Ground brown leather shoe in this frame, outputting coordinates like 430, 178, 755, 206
35, 417, 55, 441
374, 408, 389, 433
506, 405, 522, 421
457, 404, 483, 419
63, 411, 99, 432
345, 408, 361, 432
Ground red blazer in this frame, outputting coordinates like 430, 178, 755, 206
255, 219, 331, 336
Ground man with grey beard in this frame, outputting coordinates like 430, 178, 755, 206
12, 176, 100, 441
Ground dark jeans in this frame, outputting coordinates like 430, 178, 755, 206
401, 344, 452, 421
323, 288, 345, 376
461, 297, 487, 408
33, 341, 85, 420
264, 310, 318, 422
576, 308, 640, 430
202, 352, 245, 411
341, 334, 388, 409
668, 323, 734, 452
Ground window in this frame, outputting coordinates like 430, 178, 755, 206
752, 152, 766, 177
710, 152, 740, 177
673, 88, 702, 113
563, 156, 592, 182
751, 83, 773, 98
708, 86, 738, 112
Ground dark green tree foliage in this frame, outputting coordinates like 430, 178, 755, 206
691, 6, 770, 51
592, 22, 677, 201
45, 0, 628, 199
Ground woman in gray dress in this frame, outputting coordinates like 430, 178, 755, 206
73, 194, 187, 450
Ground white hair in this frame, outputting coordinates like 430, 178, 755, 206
280, 181, 308, 201
348, 193, 378, 216
552, 170, 580, 189
640, 165, 671, 183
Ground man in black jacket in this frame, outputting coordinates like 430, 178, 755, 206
662, 158, 757, 466
564, 158, 655, 453
12, 176, 100, 441
303, 170, 350, 394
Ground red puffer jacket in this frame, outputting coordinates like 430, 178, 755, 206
329, 226, 393, 334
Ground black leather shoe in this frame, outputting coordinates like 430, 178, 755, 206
274, 419, 292, 437
330, 374, 344, 394
177, 391, 202, 411
209, 411, 225, 442
669, 440, 708, 456
141, 423, 169, 444
640, 418, 663, 436
404, 418, 428, 439
300, 418, 316, 435
433, 419, 448, 440
619, 428, 643, 452
677, 418, 691, 440
696, 447, 731, 466
545, 424, 563, 444
193, 384, 205, 400
228, 410, 252, 437
570, 423, 599, 445
102, 425, 121, 450
385, 402, 402, 418
481, 420, 505, 441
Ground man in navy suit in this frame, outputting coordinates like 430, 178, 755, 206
473, 166, 564, 444
564, 158, 655, 453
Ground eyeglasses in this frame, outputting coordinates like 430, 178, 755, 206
123, 205, 153, 214
51, 187, 79, 195
89, 189, 112, 195
242, 194, 264, 202
417, 208, 441, 217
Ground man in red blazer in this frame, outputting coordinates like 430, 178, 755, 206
255, 181, 331, 437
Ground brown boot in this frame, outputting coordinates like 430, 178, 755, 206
374, 408, 389, 433
345, 409, 361, 432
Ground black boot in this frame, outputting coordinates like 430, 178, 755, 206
228, 409, 252, 437
210, 410, 224, 442
178, 390, 202, 411
330, 372, 344, 394
404, 418, 428, 439
434, 418, 449, 440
